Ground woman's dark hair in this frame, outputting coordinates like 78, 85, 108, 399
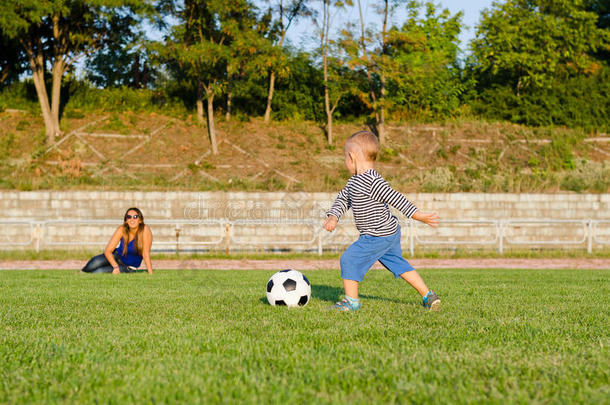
122, 207, 145, 256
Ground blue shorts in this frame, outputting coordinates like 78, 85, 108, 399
339, 225, 414, 282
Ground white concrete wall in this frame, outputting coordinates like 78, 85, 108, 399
1, 191, 609, 252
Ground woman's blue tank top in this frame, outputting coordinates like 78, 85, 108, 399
115, 238, 143, 267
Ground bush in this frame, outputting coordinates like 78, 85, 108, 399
469, 67, 610, 132
420, 167, 455, 192
561, 160, 610, 193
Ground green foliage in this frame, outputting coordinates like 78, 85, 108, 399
0, 80, 39, 112
385, 1, 466, 120
57, 79, 187, 115
272, 52, 325, 121
471, 0, 607, 92
470, 66, 610, 130
468, 0, 610, 130
158, 0, 269, 100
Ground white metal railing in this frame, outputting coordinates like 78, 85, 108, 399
1, 218, 609, 255
409, 220, 500, 255
0, 221, 37, 247
592, 220, 610, 245
39, 219, 226, 250
229, 219, 319, 246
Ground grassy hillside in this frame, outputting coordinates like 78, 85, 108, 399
1, 110, 609, 192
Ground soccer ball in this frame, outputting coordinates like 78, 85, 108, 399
266, 269, 311, 307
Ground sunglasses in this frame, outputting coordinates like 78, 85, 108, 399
125, 214, 140, 220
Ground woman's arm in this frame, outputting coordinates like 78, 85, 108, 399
104, 226, 123, 274
142, 225, 154, 274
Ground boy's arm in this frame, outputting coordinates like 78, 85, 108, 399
411, 211, 439, 228
326, 188, 350, 221
370, 177, 418, 218
323, 188, 349, 231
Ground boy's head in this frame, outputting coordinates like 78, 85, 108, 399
344, 131, 379, 174
345, 131, 379, 161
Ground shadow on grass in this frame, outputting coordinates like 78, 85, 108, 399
257, 284, 421, 307
311, 284, 343, 302
312, 284, 419, 306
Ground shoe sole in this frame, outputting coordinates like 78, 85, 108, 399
429, 299, 441, 311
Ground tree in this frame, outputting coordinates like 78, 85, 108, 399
262, 0, 311, 123
339, 1, 462, 135
384, 1, 463, 119
317, 0, 351, 145
0, 0, 149, 144
85, 11, 155, 89
224, 4, 272, 122
471, 0, 608, 96
467, 0, 610, 128
159, 0, 260, 155
356, 0, 389, 143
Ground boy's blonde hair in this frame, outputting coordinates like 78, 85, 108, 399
346, 131, 379, 162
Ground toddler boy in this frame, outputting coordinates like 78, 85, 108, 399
323, 131, 441, 311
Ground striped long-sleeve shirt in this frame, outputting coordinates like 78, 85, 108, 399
327, 169, 418, 237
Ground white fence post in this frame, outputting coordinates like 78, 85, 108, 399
317, 230, 323, 256
499, 221, 504, 255
409, 221, 415, 256
34, 223, 42, 253
587, 220, 593, 254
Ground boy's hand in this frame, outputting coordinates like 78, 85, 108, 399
411, 211, 440, 228
322, 215, 338, 232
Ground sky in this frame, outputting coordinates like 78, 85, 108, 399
283, 0, 495, 54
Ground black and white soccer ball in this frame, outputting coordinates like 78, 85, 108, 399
266, 269, 311, 307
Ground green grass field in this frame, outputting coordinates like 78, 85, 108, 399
1, 269, 608, 404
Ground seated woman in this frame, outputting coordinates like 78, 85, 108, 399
82, 207, 153, 274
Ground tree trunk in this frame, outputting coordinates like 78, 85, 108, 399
196, 82, 205, 123
28, 49, 56, 144
264, 71, 276, 123
379, 73, 386, 144
357, 0, 380, 142
51, 59, 66, 136
0, 69, 9, 85
226, 88, 232, 122
322, 0, 332, 145
377, 0, 388, 145
48, 12, 63, 140
325, 86, 333, 145
206, 86, 218, 155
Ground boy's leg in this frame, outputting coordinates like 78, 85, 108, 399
377, 228, 423, 291
379, 251, 428, 296
399, 271, 429, 297
334, 235, 387, 311
382, 253, 440, 309
343, 279, 359, 299
334, 278, 361, 311
378, 226, 440, 309
338, 235, 383, 299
